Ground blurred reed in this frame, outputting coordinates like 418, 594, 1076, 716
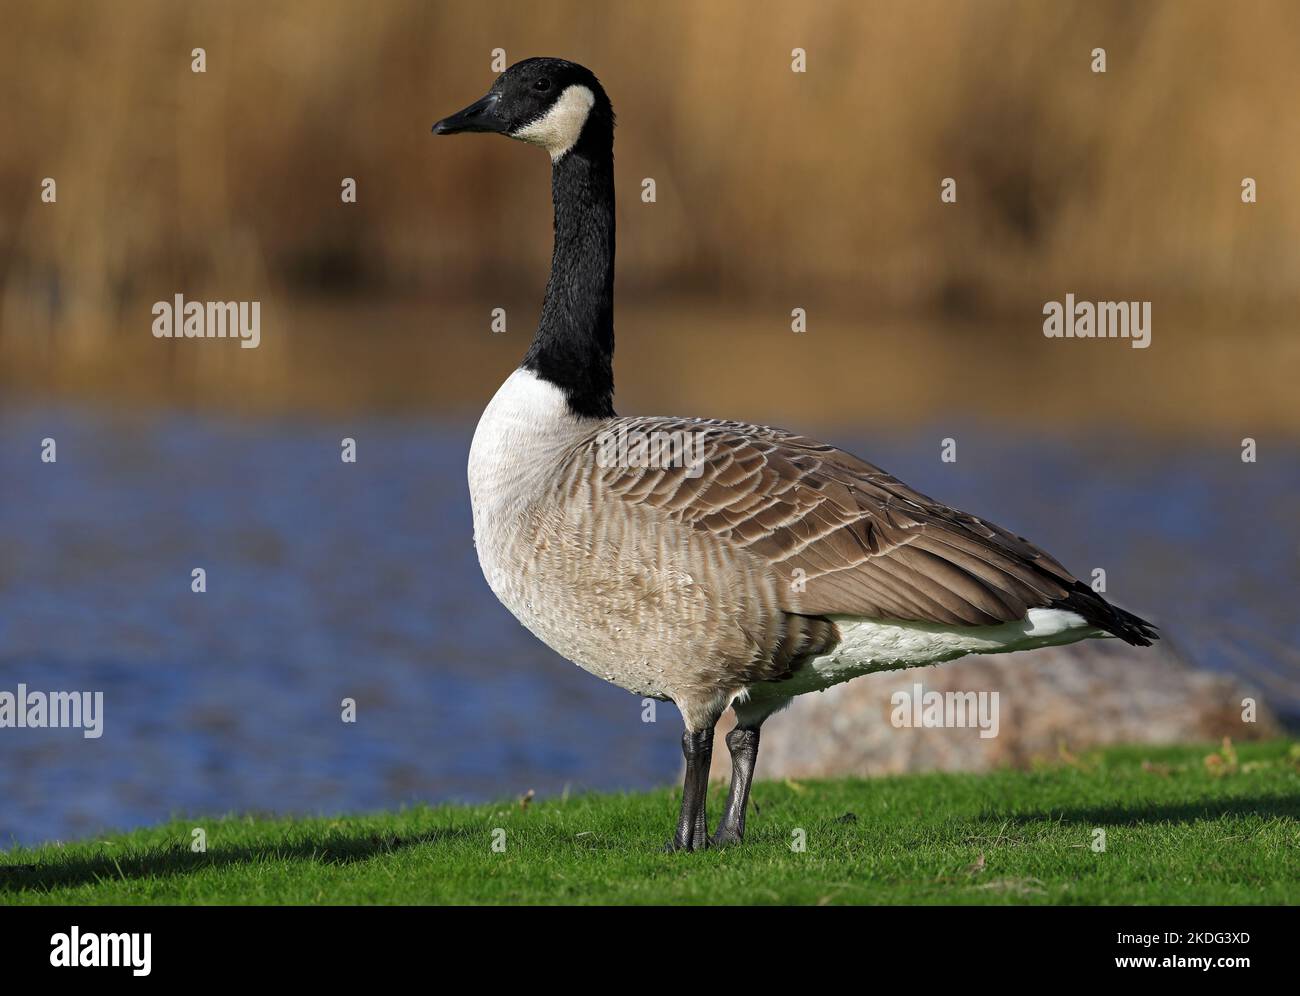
1, 0, 1297, 425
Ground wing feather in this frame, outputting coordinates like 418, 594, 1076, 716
588, 415, 1156, 645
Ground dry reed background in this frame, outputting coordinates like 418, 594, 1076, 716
1, 0, 1297, 430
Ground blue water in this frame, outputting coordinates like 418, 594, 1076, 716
1, 405, 1297, 848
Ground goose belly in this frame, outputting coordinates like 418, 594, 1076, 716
470, 499, 765, 700
467, 369, 760, 699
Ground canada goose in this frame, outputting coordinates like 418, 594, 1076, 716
433, 58, 1157, 852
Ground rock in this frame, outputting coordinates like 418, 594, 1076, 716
706, 640, 1280, 781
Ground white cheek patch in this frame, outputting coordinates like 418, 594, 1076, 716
512, 84, 596, 161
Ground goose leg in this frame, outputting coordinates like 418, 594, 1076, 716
667, 725, 716, 852
711, 726, 760, 847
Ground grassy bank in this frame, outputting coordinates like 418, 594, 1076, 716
3, 740, 1297, 905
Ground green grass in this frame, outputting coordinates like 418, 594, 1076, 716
4, 740, 1298, 905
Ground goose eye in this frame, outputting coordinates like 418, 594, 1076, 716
533, 78, 550, 92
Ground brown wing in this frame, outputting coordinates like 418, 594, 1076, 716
588, 415, 1154, 644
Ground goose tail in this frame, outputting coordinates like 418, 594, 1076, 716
1057, 586, 1159, 647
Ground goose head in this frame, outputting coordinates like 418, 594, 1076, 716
432, 57, 613, 161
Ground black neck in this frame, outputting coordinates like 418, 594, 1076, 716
521, 126, 616, 419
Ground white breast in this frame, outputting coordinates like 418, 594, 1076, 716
467, 368, 590, 605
